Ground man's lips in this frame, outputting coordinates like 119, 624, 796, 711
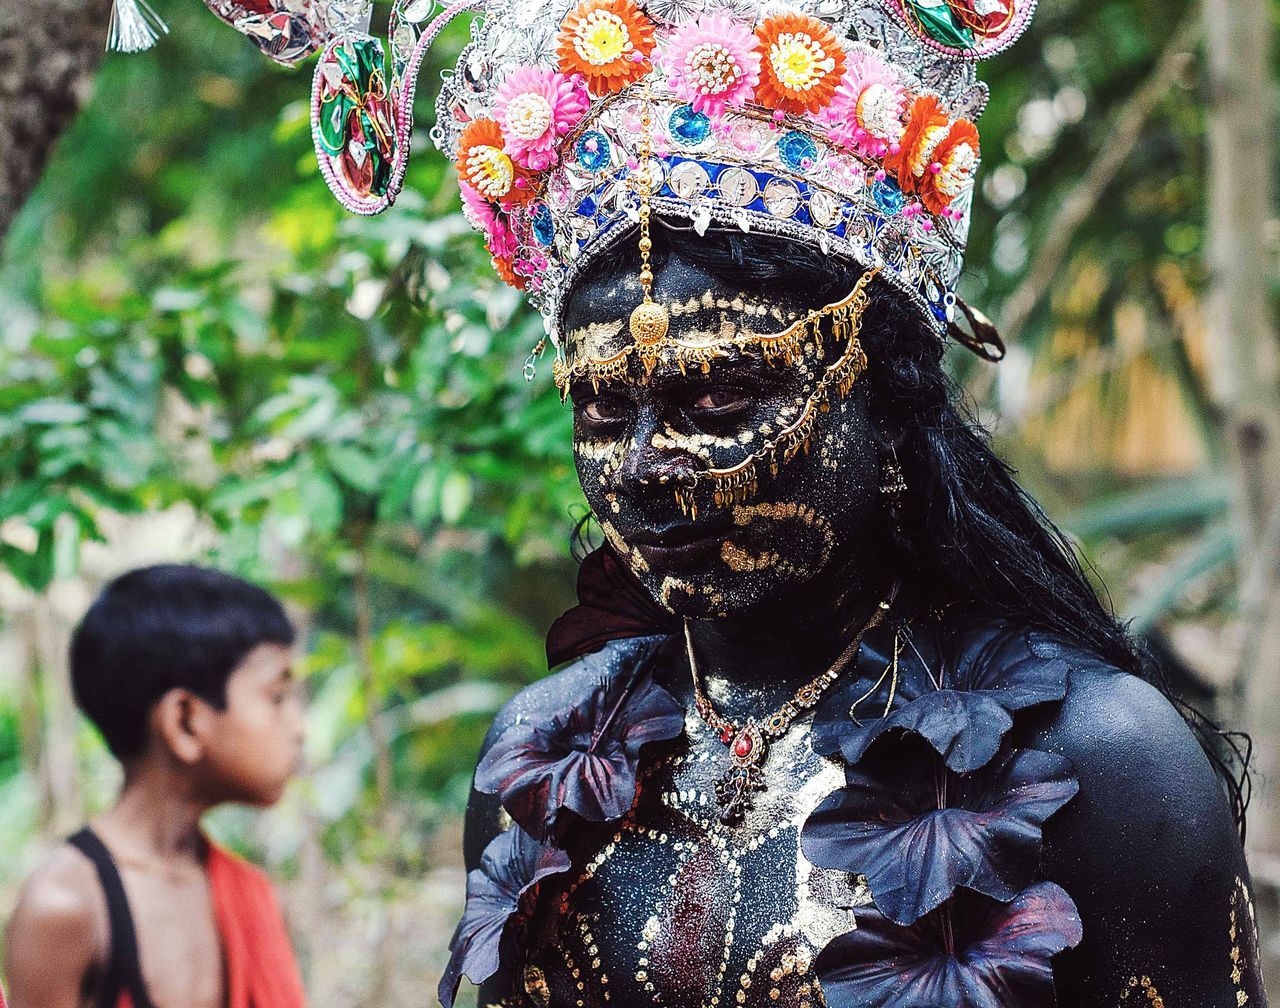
629, 523, 731, 569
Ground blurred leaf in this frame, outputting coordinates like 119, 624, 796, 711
1064, 476, 1230, 540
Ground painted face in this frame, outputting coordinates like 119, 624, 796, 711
201, 642, 305, 806
562, 249, 888, 620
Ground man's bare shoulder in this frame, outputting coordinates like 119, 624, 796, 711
4, 842, 106, 1008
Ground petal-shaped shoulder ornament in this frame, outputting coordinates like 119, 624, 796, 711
815, 881, 1082, 1008
813, 620, 1071, 772
802, 738, 1078, 925
475, 641, 684, 840
438, 826, 571, 1007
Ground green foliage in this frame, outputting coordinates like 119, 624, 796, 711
0, 0, 580, 877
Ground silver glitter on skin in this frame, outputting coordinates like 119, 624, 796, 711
517, 690, 871, 1008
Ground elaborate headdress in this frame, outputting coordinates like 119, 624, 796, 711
173, 0, 1032, 362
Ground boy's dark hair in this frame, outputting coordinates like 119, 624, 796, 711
70, 564, 296, 761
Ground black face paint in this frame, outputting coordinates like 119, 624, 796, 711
563, 248, 887, 621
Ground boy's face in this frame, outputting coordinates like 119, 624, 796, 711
198, 642, 305, 806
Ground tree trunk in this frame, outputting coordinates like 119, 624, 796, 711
0, 0, 112, 241
1201, 0, 1280, 980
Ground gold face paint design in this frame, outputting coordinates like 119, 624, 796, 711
652, 422, 750, 461
567, 251, 886, 621
555, 271, 876, 449
715, 501, 837, 579
659, 575, 725, 614
668, 274, 874, 515
600, 516, 651, 573
667, 290, 792, 326
1119, 976, 1165, 1007
1230, 876, 1258, 1005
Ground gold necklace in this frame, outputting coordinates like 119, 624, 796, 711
684, 586, 896, 823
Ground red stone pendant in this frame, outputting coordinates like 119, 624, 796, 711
728, 722, 766, 769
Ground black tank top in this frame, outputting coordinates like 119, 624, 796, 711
66, 828, 159, 1008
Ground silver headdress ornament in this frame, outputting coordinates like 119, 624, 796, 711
133, 0, 1034, 359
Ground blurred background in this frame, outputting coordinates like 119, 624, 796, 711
0, 0, 1276, 1003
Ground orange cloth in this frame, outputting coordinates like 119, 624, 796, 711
207, 843, 307, 1008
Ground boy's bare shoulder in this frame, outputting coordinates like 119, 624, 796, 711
13, 843, 103, 927
5, 842, 106, 996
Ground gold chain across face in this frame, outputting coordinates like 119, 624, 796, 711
562, 268, 878, 517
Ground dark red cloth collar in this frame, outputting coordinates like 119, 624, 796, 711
546, 546, 677, 668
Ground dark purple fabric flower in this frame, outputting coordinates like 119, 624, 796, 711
546, 545, 677, 668
438, 826, 571, 1008
802, 738, 1078, 925
813, 622, 1070, 773
814, 882, 1083, 1008
475, 662, 685, 840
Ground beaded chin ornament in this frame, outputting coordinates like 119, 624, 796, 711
149, 0, 1033, 359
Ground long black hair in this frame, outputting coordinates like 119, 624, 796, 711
569, 217, 1251, 837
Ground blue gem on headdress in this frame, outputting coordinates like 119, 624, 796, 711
669, 105, 711, 146
871, 178, 906, 215
531, 204, 555, 247
576, 131, 612, 172
778, 131, 818, 172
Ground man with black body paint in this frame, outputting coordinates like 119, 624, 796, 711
460, 225, 1267, 1008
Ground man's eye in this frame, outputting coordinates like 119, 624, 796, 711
691, 387, 747, 412
580, 396, 628, 423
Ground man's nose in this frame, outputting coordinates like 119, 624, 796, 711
617, 410, 698, 498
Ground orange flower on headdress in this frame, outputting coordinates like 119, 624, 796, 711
493, 254, 528, 290
456, 118, 536, 208
557, 0, 656, 95
885, 94, 951, 194
918, 119, 980, 215
753, 13, 847, 116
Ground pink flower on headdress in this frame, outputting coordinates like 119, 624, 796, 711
460, 181, 519, 259
826, 49, 907, 160
663, 13, 761, 120
493, 67, 591, 171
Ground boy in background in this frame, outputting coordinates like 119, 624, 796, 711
3, 564, 307, 1008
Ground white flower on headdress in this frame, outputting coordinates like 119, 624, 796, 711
494, 67, 591, 170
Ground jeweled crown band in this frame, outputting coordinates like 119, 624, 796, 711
528, 88, 967, 344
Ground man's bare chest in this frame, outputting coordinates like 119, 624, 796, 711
519, 712, 871, 1008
